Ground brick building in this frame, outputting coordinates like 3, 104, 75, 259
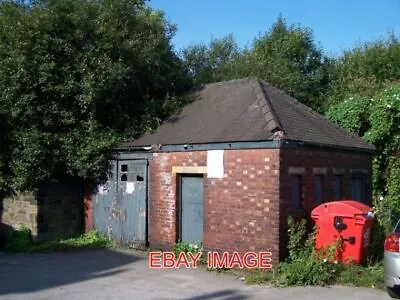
88, 77, 374, 262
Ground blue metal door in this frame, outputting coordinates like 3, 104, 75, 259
117, 160, 147, 246
180, 176, 204, 244
93, 159, 148, 247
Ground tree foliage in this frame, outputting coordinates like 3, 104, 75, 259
244, 16, 329, 111
0, 0, 191, 191
327, 84, 400, 224
0, 0, 399, 220
326, 36, 400, 227
182, 34, 242, 85
328, 34, 400, 105
182, 16, 329, 111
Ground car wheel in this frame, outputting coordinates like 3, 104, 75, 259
387, 287, 400, 299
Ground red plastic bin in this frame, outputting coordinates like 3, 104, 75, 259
311, 200, 374, 264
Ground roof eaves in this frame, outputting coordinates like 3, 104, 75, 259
283, 139, 375, 153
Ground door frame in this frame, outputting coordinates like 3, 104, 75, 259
176, 173, 204, 243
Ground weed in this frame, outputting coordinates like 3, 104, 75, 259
4, 226, 32, 252
336, 261, 384, 289
173, 241, 202, 257
172, 241, 231, 272
245, 216, 384, 288
3, 229, 116, 253
245, 269, 272, 284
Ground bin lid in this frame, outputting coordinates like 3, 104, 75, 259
311, 200, 371, 219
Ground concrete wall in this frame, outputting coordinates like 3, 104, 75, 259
1, 182, 83, 242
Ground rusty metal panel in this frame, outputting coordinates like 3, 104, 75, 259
92, 159, 148, 247
118, 160, 147, 246
93, 160, 117, 239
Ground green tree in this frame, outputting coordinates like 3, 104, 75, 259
328, 34, 400, 106
182, 34, 242, 85
182, 16, 329, 112
245, 16, 329, 111
0, 0, 191, 191
0, 110, 10, 193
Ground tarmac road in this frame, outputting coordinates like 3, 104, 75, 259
0, 249, 390, 300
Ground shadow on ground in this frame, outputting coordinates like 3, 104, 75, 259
184, 289, 249, 300
0, 248, 142, 296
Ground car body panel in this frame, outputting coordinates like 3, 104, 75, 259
385, 219, 400, 294
385, 251, 400, 287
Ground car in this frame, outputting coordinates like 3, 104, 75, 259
385, 219, 400, 298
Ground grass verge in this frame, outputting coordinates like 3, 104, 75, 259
245, 261, 384, 289
2, 228, 116, 253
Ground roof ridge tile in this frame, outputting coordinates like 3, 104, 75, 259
292, 94, 374, 150
251, 78, 283, 133
257, 78, 375, 151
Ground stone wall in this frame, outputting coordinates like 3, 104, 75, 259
1, 182, 83, 242
1, 192, 39, 237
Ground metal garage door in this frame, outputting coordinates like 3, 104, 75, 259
93, 159, 148, 247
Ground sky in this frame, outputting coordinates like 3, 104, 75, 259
148, 0, 400, 57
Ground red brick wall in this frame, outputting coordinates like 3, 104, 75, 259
278, 147, 373, 259
149, 149, 281, 261
83, 185, 94, 233
83, 145, 372, 263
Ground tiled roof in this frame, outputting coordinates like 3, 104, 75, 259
121, 77, 375, 151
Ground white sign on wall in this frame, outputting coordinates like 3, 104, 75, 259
98, 184, 108, 195
207, 150, 224, 178
126, 182, 135, 194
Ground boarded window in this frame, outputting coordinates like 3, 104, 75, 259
291, 175, 302, 210
315, 175, 323, 204
352, 175, 366, 203
333, 175, 342, 200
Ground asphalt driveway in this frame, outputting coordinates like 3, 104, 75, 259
0, 249, 390, 300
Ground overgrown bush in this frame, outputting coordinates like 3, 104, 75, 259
269, 217, 342, 286
246, 217, 384, 288
4, 226, 32, 252
367, 199, 393, 262
327, 84, 400, 231
173, 241, 202, 257
172, 241, 207, 266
